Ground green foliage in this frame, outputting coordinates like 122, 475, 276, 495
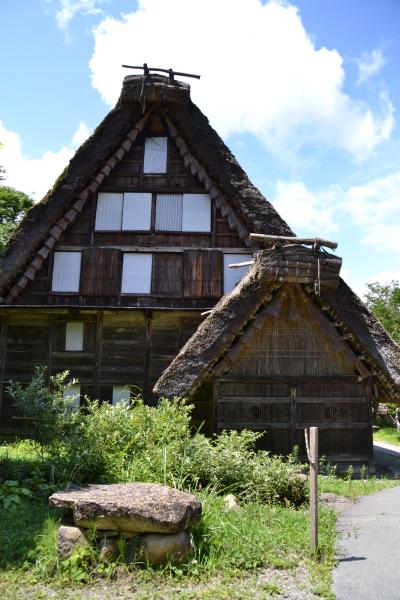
5, 368, 308, 506
318, 472, 397, 500
0, 480, 33, 509
50, 399, 307, 505
365, 280, 400, 344
0, 185, 34, 225
374, 426, 400, 446
0, 221, 15, 255
0, 496, 57, 570
7, 367, 80, 456
0, 177, 34, 255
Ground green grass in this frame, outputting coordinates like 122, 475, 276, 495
0, 488, 337, 598
373, 426, 400, 446
319, 474, 398, 500
2, 438, 398, 599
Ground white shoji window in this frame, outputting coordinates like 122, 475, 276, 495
65, 322, 84, 351
112, 385, 131, 407
155, 193, 211, 232
143, 137, 168, 174
95, 192, 123, 230
52, 252, 81, 292
95, 192, 152, 231
121, 253, 152, 294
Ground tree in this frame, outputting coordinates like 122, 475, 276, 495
0, 168, 34, 256
365, 281, 400, 345
0, 185, 34, 224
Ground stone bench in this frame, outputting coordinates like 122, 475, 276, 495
49, 482, 202, 565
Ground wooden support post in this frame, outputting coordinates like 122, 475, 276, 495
305, 426, 318, 553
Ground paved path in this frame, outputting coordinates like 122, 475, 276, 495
333, 485, 400, 599
373, 440, 400, 476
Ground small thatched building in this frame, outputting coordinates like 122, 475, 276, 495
154, 240, 400, 469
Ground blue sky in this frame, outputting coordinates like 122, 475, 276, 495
1, 0, 400, 296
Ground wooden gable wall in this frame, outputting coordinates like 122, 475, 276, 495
16, 112, 250, 309
0, 111, 252, 433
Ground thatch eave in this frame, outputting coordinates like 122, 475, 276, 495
154, 256, 400, 400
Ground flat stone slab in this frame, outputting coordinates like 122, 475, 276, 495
49, 483, 202, 534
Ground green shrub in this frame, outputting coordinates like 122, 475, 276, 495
7, 370, 308, 507
7, 367, 81, 456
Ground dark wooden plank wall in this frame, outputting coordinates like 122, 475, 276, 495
215, 378, 372, 465
0, 309, 206, 433
16, 112, 249, 308
183, 250, 223, 298
81, 249, 122, 296
18, 248, 232, 308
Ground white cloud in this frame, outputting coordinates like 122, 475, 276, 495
71, 121, 90, 146
89, 0, 394, 162
273, 180, 338, 234
0, 121, 91, 200
357, 49, 386, 84
340, 172, 400, 251
55, 0, 106, 29
274, 168, 400, 252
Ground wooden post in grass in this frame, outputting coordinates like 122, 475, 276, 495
305, 426, 318, 553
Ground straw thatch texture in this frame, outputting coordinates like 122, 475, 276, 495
154, 248, 400, 400
0, 74, 292, 299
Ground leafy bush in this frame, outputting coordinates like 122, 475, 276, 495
0, 480, 33, 509
7, 367, 81, 455
7, 369, 308, 507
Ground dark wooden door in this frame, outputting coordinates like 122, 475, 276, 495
215, 378, 373, 464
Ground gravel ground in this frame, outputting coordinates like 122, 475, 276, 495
0, 563, 323, 600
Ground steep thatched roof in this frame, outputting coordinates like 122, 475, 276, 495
0, 74, 292, 299
154, 248, 400, 401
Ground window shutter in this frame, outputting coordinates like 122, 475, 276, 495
121, 253, 152, 294
112, 385, 131, 406
223, 253, 252, 294
65, 322, 84, 351
122, 193, 152, 230
182, 194, 211, 232
52, 252, 81, 292
63, 384, 81, 409
155, 194, 183, 231
152, 253, 183, 295
95, 192, 123, 230
80, 248, 121, 296
143, 137, 167, 173
184, 250, 222, 298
